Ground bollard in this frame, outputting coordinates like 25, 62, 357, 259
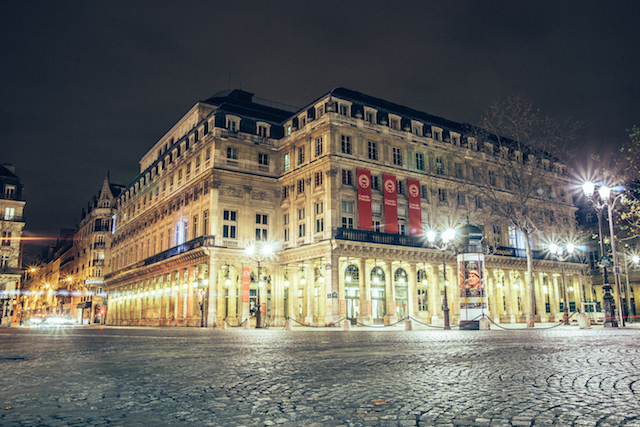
243, 320, 250, 330
343, 320, 351, 331
405, 320, 413, 331
479, 317, 490, 330
285, 319, 293, 331
577, 313, 591, 329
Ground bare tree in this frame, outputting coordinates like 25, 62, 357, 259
449, 97, 579, 327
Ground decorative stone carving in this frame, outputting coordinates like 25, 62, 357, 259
252, 191, 272, 202
222, 186, 242, 198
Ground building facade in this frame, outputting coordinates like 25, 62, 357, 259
0, 164, 26, 327
105, 88, 587, 328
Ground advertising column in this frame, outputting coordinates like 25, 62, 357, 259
458, 253, 487, 322
382, 173, 398, 234
407, 178, 422, 236
357, 168, 373, 231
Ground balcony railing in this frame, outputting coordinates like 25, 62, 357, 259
332, 228, 425, 248
93, 242, 106, 249
332, 228, 548, 260
92, 259, 105, 266
0, 193, 26, 201
142, 235, 215, 267
219, 129, 275, 147
94, 225, 110, 232
0, 214, 25, 222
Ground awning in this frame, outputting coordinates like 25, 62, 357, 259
76, 302, 92, 309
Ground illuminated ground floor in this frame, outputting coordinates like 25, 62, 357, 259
104, 237, 639, 327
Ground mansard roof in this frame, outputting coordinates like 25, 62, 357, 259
202, 89, 295, 124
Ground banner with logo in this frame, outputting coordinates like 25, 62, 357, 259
407, 178, 422, 235
357, 168, 373, 230
382, 173, 398, 233
242, 267, 250, 303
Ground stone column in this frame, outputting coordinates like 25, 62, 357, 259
383, 260, 396, 325
409, 262, 417, 318
488, 272, 499, 323
550, 275, 560, 322
303, 262, 314, 325
535, 273, 546, 322
217, 266, 226, 327
429, 265, 441, 324
504, 271, 515, 323
358, 257, 371, 325
186, 267, 195, 326
227, 266, 238, 325
291, 265, 299, 321
207, 259, 219, 328
272, 264, 285, 327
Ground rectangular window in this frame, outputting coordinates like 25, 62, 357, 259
390, 118, 399, 130
366, 111, 374, 123
397, 180, 404, 195
342, 170, 353, 185
196, 155, 201, 169
297, 179, 305, 194
258, 153, 269, 165
373, 220, 381, 232
205, 148, 211, 160
372, 175, 380, 190
315, 202, 324, 214
339, 104, 349, 116
298, 146, 305, 165
193, 215, 198, 239
341, 135, 352, 154
315, 171, 323, 187
284, 153, 291, 171
421, 185, 428, 199
316, 218, 324, 233
438, 189, 447, 202
284, 213, 289, 225
393, 147, 403, 166
298, 208, 305, 220
283, 186, 290, 199
457, 193, 465, 205
415, 153, 425, 170
4, 207, 15, 220
223, 210, 237, 239
436, 158, 444, 174
298, 223, 306, 237
368, 141, 378, 160
372, 204, 381, 215
258, 125, 268, 137
1, 231, 11, 246
284, 228, 289, 241
315, 137, 323, 156
342, 200, 354, 213
341, 217, 354, 229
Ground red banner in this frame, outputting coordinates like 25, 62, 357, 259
407, 178, 422, 235
242, 268, 250, 303
382, 173, 398, 233
357, 168, 373, 231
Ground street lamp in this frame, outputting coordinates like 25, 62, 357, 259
426, 228, 457, 330
245, 242, 274, 329
583, 182, 625, 327
548, 242, 575, 325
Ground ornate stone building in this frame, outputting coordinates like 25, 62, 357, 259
105, 88, 586, 328
0, 164, 26, 327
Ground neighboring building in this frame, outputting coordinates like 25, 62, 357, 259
105, 88, 583, 328
0, 164, 26, 327
21, 176, 123, 324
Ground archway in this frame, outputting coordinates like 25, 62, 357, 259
370, 266, 386, 323
344, 264, 360, 321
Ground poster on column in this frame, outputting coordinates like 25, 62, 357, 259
457, 253, 487, 321
357, 168, 373, 230
382, 173, 398, 234
242, 268, 250, 303
407, 178, 422, 235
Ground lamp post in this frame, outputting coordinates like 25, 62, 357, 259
426, 228, 456, 330
583, 182, 625, 327
548, 242, 575, 325
245, 242, 274, 329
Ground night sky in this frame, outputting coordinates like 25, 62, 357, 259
2, 1, 640, 255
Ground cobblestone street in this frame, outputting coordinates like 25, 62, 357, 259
1, 325, 639, 427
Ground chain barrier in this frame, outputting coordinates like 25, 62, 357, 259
485, 311, 579, 331
408, 316, 447, 329
223, 318, 247, 328
352, 316, 411, 328
286, 316, 347, 328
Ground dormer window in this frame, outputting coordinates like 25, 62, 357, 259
389, 114, 402, 130
411, 121, 423, 136
432, 127, 443, 141
257, 122, 270, 138
339, 104, 350, 116
450, 132, 460, 145
226, 116, 240, 132
364, 107, 377, 124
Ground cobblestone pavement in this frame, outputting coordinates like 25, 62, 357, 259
1, 325, 640, 427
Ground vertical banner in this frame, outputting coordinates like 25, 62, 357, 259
357, 168, 373, 230
261, 302, 267, 317
242, 268, 250, 303
340, 299, 345, 315
407, 178, 422, 235
382, 173, 398, 233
